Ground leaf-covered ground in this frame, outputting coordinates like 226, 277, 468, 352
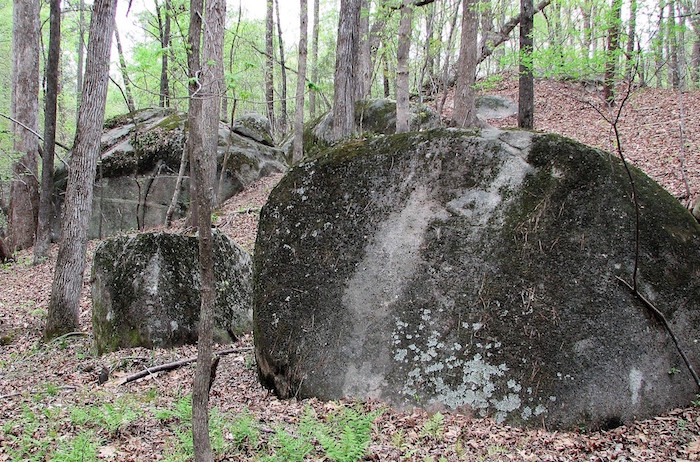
1, 79, 699, 461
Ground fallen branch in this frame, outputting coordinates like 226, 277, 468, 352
48, 331, 90, 343
121, 346, 252, 385
617, 276, 700, 390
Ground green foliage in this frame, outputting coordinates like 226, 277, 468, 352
69, 398, 140, 434
262, 427, 313, 462
420, 412, 445, 440
304, 405, 382, 462
51, 431, 101, 462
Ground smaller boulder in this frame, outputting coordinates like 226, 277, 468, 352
475, 95, 517, 120
232, 113, 275, 147
92, 231, 252, 354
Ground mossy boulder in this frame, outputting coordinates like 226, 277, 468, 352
53, 109, 286, 240
92, 231, 252, 354
476, 95, 518, 119
232, 113, 275, 147
253, 127, 700, 430
287, 98, 441, 160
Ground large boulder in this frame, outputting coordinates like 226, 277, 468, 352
92, 231, 252, 354
253, 127, 700, 430
53, 109, 286, 240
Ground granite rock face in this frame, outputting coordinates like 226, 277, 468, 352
92, 231, 252, 354
253, 127, 700, 430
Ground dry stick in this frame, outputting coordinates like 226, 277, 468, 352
48, 331, 90, 343
121, 346, 252, 384
617, 276, 700, 389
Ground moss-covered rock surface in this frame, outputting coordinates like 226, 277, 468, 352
92, 231, 252, 354
253, 127, 700, 430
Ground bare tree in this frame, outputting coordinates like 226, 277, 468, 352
603, 0, 622, 105
7, 0, 41, 251
114, 23, 136, 112
452, 0, 478, 127
396, 0, 413, 134
156, 0, 172, 107
34, 0, 61, 264
265, 0, 275, 134
293, 0, 308, 163
519, 0, 534, 129
275, 0, 288, 136
332, 0, 362, 140
191, 0, 226, 458
45, 0, 117, 340
309, 0, 320, 118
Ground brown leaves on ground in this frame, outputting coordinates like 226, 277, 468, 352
1, 80, 699, 460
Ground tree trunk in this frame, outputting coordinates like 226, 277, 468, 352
158, 0, 171, 107
34, 0, 61, 264
692, 36, 700, 86
676, 1, 686, 90
625, 0, 637, 79
519, 0, 534, 129
355, 0, 371, 101
396, 0, 413, 134
77, 0, 85, 115
186, 0, 203, 228
603, 0, 622, 105
0, 237, 13, 263
8, 0, 41, 252
309, 0, 320, 118
293, 0, 308, 163
668, 0, 679, 89
114, 24, 136, 112
332, 0, 362, 140
191, 0, 225, 458
222, 3, 243, 122
45, 0, 117, 340
581, 5, 592, 62
437, 0, 460, 117
452, 0, 478, 127
419, 3, 435, 103
383, 50, 391, 98
655, 0, 665, 88
265, 0, 275, 135
274, 0, 288, 137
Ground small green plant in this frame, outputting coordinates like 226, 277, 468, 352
70, 399, 140, 434
692, 395, 700, 407
420, 412, 445, 440
669, 366, 681, 375
263, 427, 313, 462
50, 431, 101, 462
228, 411, 260, 449
305, 405, 382, 462
677, 418, 688, 432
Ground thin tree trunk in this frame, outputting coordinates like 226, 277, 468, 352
274, 0, 288, 137
453, 0, 478, 127
222, 2, 242, 122
45, 0, 117, 340
668, 0, 679, 89
356, 0, 371, 101
191, 0, 225, 458
383, 50, 391, 98
655, 0, 665, 88
34, 0, 61, 264
165, 136, 188, 227
625, 0, 637, 79
8, 0, 41, 252
396, 0, 413, 134
265, 0, 275, 135
114, 24, 135, 112
293, 0, 308, 163
692, 36, 700, 86
519, 0, 534, 129
309, 0, 320, 118
581, 4, 592, 62
186, 0, 203, 228
158, 0, 171, 107
603, 0, 622, 105
418, 3, 435, 104
77, 0, 85, 115
332, 0, 362, 140
437, 0, 460, 117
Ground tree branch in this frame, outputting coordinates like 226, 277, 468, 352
0, 112, 71, 151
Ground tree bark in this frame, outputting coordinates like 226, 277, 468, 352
309, 0, 320, 118
437, 0, 460, 117
625, 0, 637, 79
157, 0, 172, 107
668, 0, 679, 88
518, 0, 534, 129
191, 0, 225, 459
355, 0, 371, 101
8, 0, 41, 252
186, 0, 203, 228
45, 0, 117, 340
293, 0, 308, 164
332, 0, 362, 140
452, 0, 478, 127
274, 0, 288, 137
396, 0, 413, 134
114, 24, 136, 112
34, 0, 61, 264
265, 0, 275, 135
603, 0, 622, 105
77, 0, 85, 115
655, 0, 665, 88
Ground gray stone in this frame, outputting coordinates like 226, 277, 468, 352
53, 109, 286, 239
253, 128, 700, 430
92, 231, 252, 354
232, 113, 275, 147
476, 95, 518, 119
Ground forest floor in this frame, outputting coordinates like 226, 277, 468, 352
1, 78, 699, 461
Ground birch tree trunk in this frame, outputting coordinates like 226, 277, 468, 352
191, 0, 225, 459
34, 0, 61, 264
8, 0, 40, 252
293, 0, 308, 163
396, 0, 413, 134
45, 0, 117, 340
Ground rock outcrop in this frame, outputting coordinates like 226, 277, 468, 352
53, 108, 286, 239
253, 127, 700, 430
92, 231, 252, 354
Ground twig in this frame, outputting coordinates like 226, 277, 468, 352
48, 331, 90, 343
616, 276, 700, 390
121, 346, 252, 384
0, 112, 71, 151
